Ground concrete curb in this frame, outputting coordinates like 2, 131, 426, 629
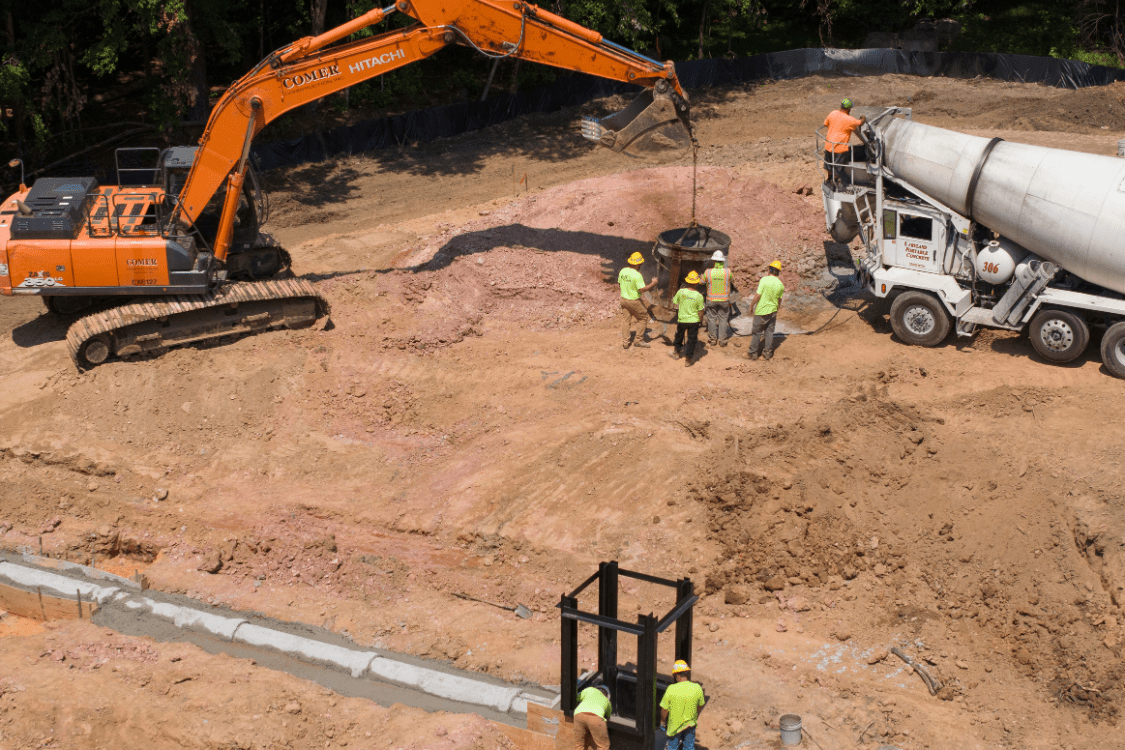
0, 558, 553, 718
0, 560, 124, 604
232, 623, 376, 678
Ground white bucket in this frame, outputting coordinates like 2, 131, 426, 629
1118, 139, 1125, 158
779, 714, 803, 746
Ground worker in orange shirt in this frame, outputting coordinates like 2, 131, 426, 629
823, 98, 866, 185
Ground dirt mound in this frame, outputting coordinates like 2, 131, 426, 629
689, 382, 1125, 721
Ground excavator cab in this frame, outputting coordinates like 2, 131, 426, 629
580, 80, 692, 157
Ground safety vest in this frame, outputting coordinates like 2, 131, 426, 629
705, 267, 731, 302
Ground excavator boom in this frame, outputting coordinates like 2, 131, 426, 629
178, 0, 692, 247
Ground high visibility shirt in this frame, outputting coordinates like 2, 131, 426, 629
671, 288, 705, 324
618, 267, 645, 300
754, 275, 785, 316
702, 266, 731, 303
574, 687, 612, 720
660, 680, 705, 737
824, 109, 862, 154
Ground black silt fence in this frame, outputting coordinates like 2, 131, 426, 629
252, 48, 1125, 171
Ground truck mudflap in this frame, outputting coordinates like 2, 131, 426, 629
871, 267, 972, 317
65, 278, 330, 369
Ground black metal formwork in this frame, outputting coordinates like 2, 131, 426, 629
558, 561, 697, 750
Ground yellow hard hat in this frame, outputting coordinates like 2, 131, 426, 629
769, 260, 782, 270
684, 271, 702, 284
672, 660, 691, 674
628, 252, 644, 265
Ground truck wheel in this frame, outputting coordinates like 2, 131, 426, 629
889, 291, 951, 347
1028, 308, 1089, 364
1099, 321, 1125, 379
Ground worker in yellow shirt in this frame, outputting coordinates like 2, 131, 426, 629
746, 261, 784, 361
660, 660, 705, 750
573, 684, 613, 750
618, 251, 658, 349
669, 271, 706, 367
823, 98, 866, 185
700, 250, 734, 347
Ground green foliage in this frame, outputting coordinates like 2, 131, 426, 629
350, 64, 426, 108
954, 2, 1081, 57
0, 0, 1120, 160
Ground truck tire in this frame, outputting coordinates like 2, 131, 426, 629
889, 291, 951, 347
1028, 308, 1089, 364
1099, 321, 1125, 379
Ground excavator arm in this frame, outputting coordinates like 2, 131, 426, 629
176, 0, 692, 261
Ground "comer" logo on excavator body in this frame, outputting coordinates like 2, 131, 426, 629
126, 259, 158, 267
283, 65, 342, 89
348, 48, 406, 74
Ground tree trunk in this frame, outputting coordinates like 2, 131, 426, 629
307, 0, 329, 112
698, 0, 712, 59
5, 10, 24, 154
183, 0, 210, 122
310, 0, 328, 37
481, 58, 500, 101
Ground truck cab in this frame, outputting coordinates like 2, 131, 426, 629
881, 202, 947, 274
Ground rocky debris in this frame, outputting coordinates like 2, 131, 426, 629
284, 701, 302, 715
198, 552, 223, 574
724, 585, 752, 605
867, 648, 889, 665
154, 488, 169, 501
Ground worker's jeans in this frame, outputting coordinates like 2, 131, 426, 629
704, 301, 732, 343
749, 312, 777, 356
824, 149, 846, 184
573, 712, 610, 750
673, 322, 700, 359
666, 726, 696, 750
620, 298, 650, 346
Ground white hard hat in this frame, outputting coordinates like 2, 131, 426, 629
710, 250, 726, 262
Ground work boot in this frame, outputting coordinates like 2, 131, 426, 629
763, 350, 773, 361
685, 357, 695, 368
719, 339, 729, 347
669, 350, 682, 360
633, 341, 651, 348
748, 351, 759, 361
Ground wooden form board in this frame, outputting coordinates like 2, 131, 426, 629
526, 704, 575, 750
0, 582, 94, 621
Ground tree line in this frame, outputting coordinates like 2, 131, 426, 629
1, 0, 1121, 163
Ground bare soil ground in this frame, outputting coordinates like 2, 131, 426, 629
2, 74, 1125, 750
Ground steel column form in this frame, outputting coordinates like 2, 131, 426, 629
560, 594, 579, 714
675, 577, 693, 665
598, 562, 619, 699
636, 614, 659, 750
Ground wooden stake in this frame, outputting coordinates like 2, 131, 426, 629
38, 536, 43, 556
76, 589, 83, 619
36, 586, 46, 620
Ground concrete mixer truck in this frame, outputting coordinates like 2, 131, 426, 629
819, 107, 1125, 379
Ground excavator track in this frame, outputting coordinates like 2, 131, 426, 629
65, 278, 330, 369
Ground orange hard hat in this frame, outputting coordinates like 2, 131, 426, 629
672, 660, 691, 674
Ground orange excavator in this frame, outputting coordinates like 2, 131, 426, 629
0, 0, 692, 367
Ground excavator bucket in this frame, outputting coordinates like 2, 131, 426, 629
581, 84, 692, 157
